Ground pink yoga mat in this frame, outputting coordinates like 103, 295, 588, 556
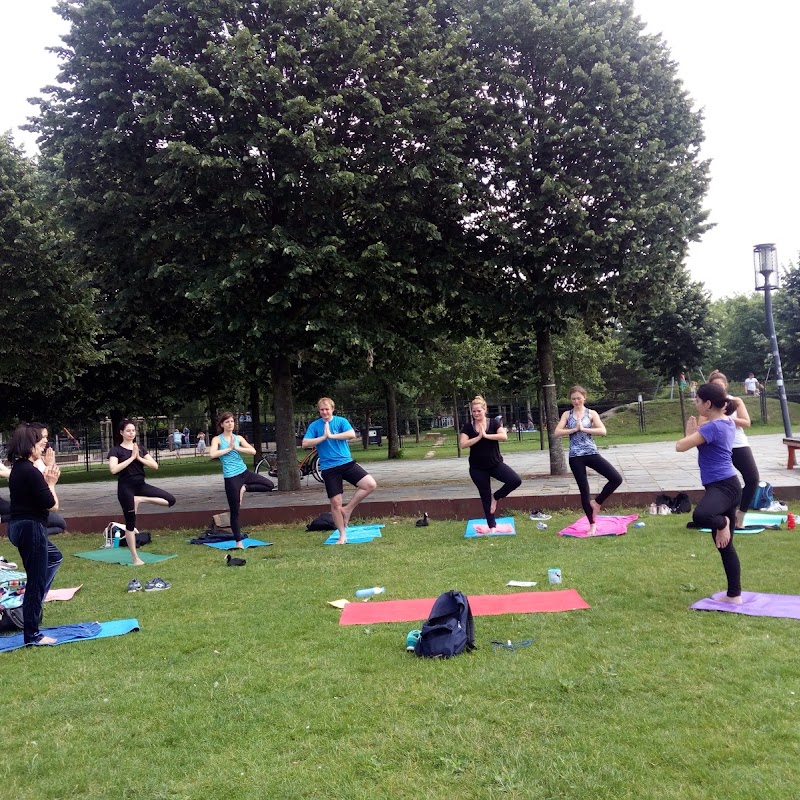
558, 514, 638, 537
339, 589, 590, 625
45, 586, 83, 602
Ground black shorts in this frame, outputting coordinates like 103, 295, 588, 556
322, 461, 370, 498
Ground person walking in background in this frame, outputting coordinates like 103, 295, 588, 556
5, 423, 62, 645
196, 431, 207, 455
210, 411, 274, 548
554, 386, 622, 536
743, 373, 762, 396
109, 419, 176, 565
172, 428, 182, 455
302, 397, 377, 544
707, 370, 760, 528
459, 395, 521, 534
676, 383, 742, 604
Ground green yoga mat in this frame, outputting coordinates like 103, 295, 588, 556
74, 549, 176, 565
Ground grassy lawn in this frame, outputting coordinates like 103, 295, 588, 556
4, 512, 800, 799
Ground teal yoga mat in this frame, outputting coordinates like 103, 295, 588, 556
0, 619, 140, 653
74, 549, 176, 565
700, 527, 765, 535
204, 538, 272, 550
323, 524, 384, 545
743, 512, 786, 527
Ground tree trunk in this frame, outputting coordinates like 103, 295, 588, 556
385, 380, 401, 458
453, 390, 461, 458
361, 409, 370, 450
271, 353, 300, 491
536, 328, 567, 475
249, 381, 263, 469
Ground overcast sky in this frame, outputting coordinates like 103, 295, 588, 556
1, 0, 798, 299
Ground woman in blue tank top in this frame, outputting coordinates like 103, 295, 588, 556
210, 411, 274, 547
676, 382, 742, 603
554, 385, 622, 535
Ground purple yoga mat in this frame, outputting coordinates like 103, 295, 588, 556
691, 591, 800, 619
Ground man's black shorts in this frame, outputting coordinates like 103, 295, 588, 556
322, 461, 370, 498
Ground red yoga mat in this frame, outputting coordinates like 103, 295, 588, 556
338, 589, 590, 625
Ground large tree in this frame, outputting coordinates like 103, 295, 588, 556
470, 0, 711, 472
0, 133, 98, 424
37, 0, 481, 483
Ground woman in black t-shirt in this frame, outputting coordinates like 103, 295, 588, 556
6, 423, 62, 645
459, 395, 522, 533
108, 419, 176, 565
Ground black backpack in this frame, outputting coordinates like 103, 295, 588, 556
414, 590, 476, 658
0, 605, 27, 633
306, 512, 336, 531
670, 493, 692, 514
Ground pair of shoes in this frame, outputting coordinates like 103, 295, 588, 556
529, 510, 552, 521
657, 504, 671, 515
648, 503, 658, 515
127, 579, 143, 593
765, 501, 789, 513
144, 577, 171, 592
406, 629, 421, 651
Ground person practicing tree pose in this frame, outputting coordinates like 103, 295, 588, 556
554, 385, 622, 535
6, 423, 62, 645
302, 397, 377, 544
676, 383, 743, 604
210, 411, 274, 548
108, 419, 176, 565
459, 395, 522, 533
707, 370, 760, 529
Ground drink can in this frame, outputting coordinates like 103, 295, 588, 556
548, 568, 562, 585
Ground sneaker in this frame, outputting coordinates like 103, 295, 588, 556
648, 503, 658, 515
144, 577, 171, 592
127, 578, 142, 593
766, 501, 789, 513
405, 629, 421, 651
529, 510, 552, 521
657, 504, 671, 515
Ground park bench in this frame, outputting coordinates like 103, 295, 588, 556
784, 437, 800, 469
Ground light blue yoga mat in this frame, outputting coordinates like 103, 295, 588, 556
204, 538, 272, 550
74, 550, 176, 565
743, 512, 786, 527
0, 619, 140, 653
700, 527, 765, 535
323, 524, 384, 545
465, 517, 516, 537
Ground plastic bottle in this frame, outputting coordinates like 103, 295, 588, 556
788, 513, 796, 530
634, 522, 646, 528
355, 586, 385, 599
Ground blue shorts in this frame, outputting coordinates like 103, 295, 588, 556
322, 461, 370, 498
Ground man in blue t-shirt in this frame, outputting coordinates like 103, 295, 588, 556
302, 397, 377, 543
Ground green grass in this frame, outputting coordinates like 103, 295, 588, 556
4, 513, 800, 799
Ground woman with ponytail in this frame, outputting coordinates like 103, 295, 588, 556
676, 383, 743, 603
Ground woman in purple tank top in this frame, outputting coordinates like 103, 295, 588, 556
676, 383, 743, 603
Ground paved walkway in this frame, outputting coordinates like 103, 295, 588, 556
52, 434, 800, 532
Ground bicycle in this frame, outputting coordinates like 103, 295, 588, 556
255, 447, 323, 483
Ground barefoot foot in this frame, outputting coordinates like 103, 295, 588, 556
336, 536, 347, 545
590, 498, 602, 515
131, 558, 145, 566
490, 498, 498, 515
33, 635, 57, 646
587, 524, 597, 536
717, 594, 743, 605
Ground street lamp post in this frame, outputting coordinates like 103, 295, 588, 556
753, 243, 793, 438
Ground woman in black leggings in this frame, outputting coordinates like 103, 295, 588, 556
459, 395, 521, 533
554, 385, 622, 535
677, 383, 742, 603
707, 370, 759, 528
108, 419, 176, 565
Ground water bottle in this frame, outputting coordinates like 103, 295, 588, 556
355, 586, 385, 599
634, 522, 646, 528
113, 531, 121, 548
788, 513, 796, 531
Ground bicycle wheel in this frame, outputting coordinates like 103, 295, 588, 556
255, 453, 277, 477
309, 450, 323, 483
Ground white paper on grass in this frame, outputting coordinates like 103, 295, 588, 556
506, 580, 537, 587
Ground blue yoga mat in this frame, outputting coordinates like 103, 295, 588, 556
204, 538, 272, 550
0, 619, 140, 653
465, 517, 516, 538
743, 512, 786, 527
323, 525, 384, 545
700, 527, 765, 534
